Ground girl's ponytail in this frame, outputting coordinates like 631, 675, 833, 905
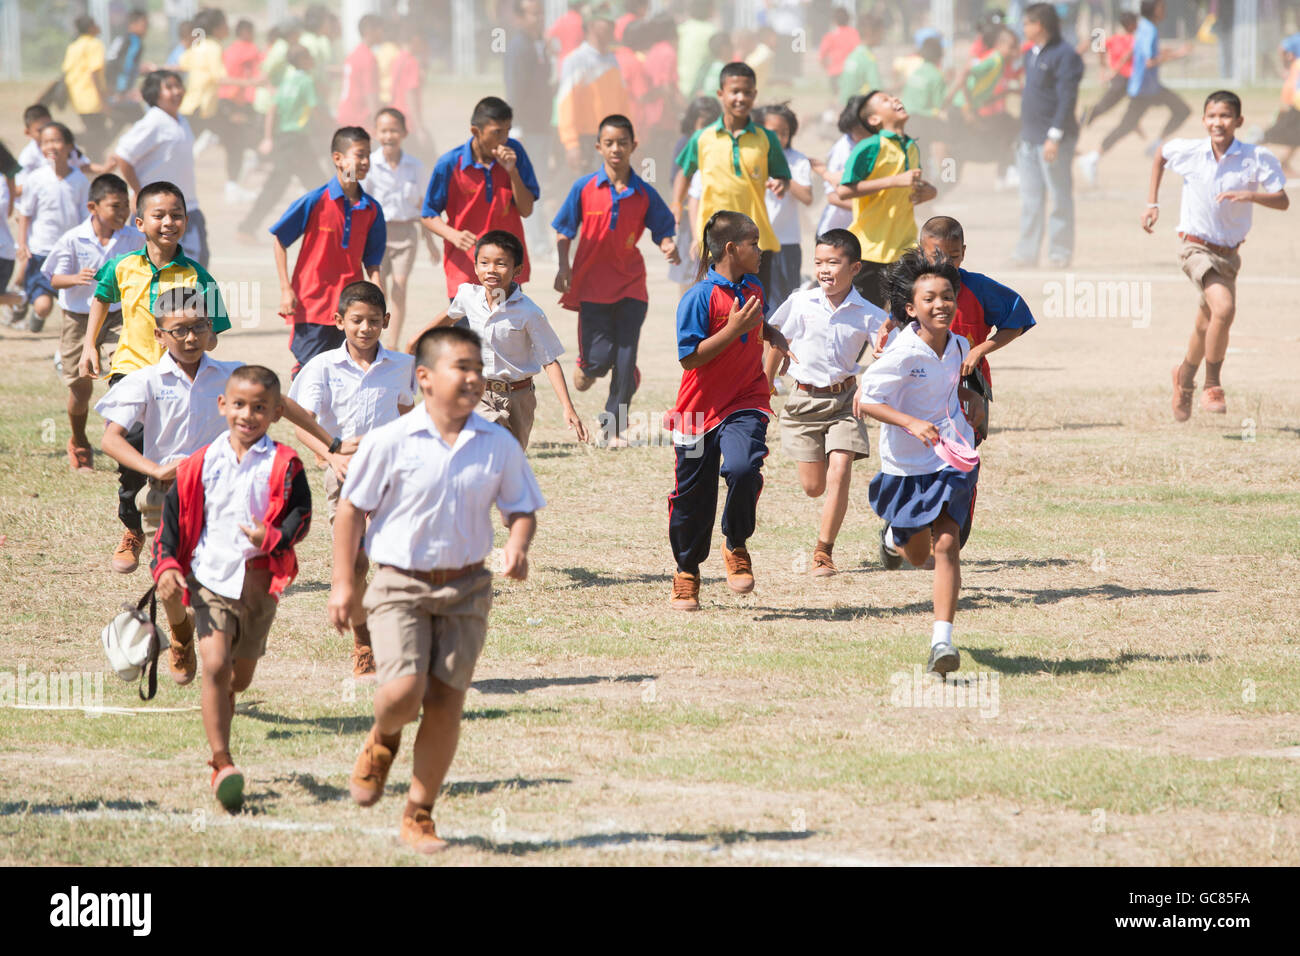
694, 210, 758, 283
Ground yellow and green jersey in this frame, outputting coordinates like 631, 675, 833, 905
840, 130, 922, 265
953, 51, 1005, 111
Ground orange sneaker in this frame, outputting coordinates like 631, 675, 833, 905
1201, 385, 1226, 414
350, 727, 397, 806
399, 808, 449, 854
169, 612, 196, 685
722, 545, 755, 594
1171, 366, 1195, 422
670, 571, 700, 611
811, 545, 837, 577
210, 762, 244, 813
111, 529, 145, 574
67, 439, 94, 473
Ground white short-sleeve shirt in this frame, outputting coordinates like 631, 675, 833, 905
770, 285, 888, 387
446, 283, 565, 381
0, 177, 14, 259
1161, 137, 1286, 248
341, 405, 547, 571
858, 324, 975, 476
41, 218, 143, 313
114, 107, 201, 210
15, 139, 92, 188
191, 432, 276, 599
764, 147, 812, 247
95, 353, 245, 465
14, 166, 90, 256
817, 133, 855, 234
366, 148, 427, 224
288, 343, 415, 439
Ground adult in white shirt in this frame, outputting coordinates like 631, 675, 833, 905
1144, 91, 1289, 421
109, 70, 211, 267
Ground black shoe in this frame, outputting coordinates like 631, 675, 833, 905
26, 313, 45, 333
879, 525, 904, 571
927, 642, 961, 677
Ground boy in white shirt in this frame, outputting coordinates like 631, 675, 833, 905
153, 364, 314, 813
42, 173, 141, 472
764, 229, 888, 576
1143, 90, 1290, 421
288, 281, 415, 680
14, 123, 91, 333
331, 324, 545, 853
406, 230, 588, 449
759, 103, 815, 308
97, 288, 342, 688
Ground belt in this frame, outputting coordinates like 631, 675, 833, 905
383, 561, 484, 586
795, 376, 856, 397
1179, 232, 1240, 258
486, 377, 533, 394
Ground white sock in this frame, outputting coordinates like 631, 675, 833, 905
931, 620, 954, 648
882, 524, 900, 555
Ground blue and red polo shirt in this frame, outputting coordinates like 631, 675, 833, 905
270, 177, 387, 326
551, 166, 676, 312
423, 137, 540, 297
665, 268, 772, 440
952, 267, 1037, 387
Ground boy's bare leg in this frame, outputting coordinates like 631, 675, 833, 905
931, 514, 962, 623
818, 451, 854, 546
199, 631, 236, 761
795, 459, 828, 498
67, 378, 94, 448
350, 551, 370, 648
1199, 278, 1236, 389
385, 274, 409, 350
231, 658, 258, 696
373, 673, 425, 740
408, 676, 466, 808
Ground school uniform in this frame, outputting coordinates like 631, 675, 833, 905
95, 353, 246, 539
422, 138, 540, 298
951, 268, 1038, 392
269, 179, 387, 374
858, 324, 979, 548
665, 269, 772, 576
763, 146, 813, 309
41, 217, 142, 386
367, 148, 428, 285
552, 167, 676, 437
446, 282, 565, 449
840, 130, 923, 308
339, 405, 545, 690
287, 343, 415, 521
816, 134, 856, 235
770, 286, 887, 463
1159, 137, 1286, 303
0, 176, 15, 297
114, 107, 208, 267
153, 432, 311, 657
14, 165, 90, 304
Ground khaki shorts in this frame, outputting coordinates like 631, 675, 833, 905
60, 309, 122, 386
363, 564, 492, 691
189, 567, 278, 660
1179, 237, 1241, 303
323, 464, 342, 524
135, 477, 173, 540
380, 220, 420, 284
779, 388, 871, 462
478, 382, 537, 450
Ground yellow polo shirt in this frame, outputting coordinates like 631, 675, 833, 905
676, 117, 793, 253
841, 130, 922, 265
179, 38, 226, 120
62, 36, 106, 115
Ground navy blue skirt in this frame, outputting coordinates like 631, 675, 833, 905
869, 465, 980, 547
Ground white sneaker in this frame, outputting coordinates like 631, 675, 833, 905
1079, 150, 1100, 188
53, 346, 63, 376
192, 129, 217, 158
224, 181, 257, 203
1001, 165, 1020, 190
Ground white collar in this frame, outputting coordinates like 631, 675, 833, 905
329, 342, 394, 370
215, 429, 274, 462
157, 349, 214, 382
810, 284, 870, 316
405, 404, 487, 447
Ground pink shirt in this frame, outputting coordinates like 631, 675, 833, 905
337, 43, 378, 128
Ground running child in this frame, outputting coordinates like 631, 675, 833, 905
764, 228, 887, 577
288, 281, 415, 681
856, 249, 984, 677
1143, 90, 1289, 421
153, 365, 314, 812
332, 324, 545, 853
271, 126, 387, 375
422, 96, 540, 300
406, 230, 588, 449
41, 173, 141, 471
367, 107, 438, 350
14, 123, 91, 333
553, 113, 679, 445
665, 210, 793, 610
667, 96, 722, 295
758, 102, 814, 308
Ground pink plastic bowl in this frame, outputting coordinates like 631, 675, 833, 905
934, 433, 979, 472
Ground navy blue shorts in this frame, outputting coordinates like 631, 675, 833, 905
23, 253, 54, 303
289, 322, 345, 377
0, 257, 13, 292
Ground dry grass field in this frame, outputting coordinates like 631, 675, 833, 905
1, 73, 1298, 866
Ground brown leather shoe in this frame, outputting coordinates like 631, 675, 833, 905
67, 439, 94, 473
111, 529, 145, 574
722, 545, 755, 594
352, 645, 376, 684
169, 612, 196, 685
350, 727, 397, 806
1201, 385, 1226, 414
1171, 366, 1195, 422
400, 808, 449, 854
573, 364, 595, 392
670, 571, 700, 611
811, 545, 837, 577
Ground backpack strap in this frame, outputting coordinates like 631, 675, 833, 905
138, 585, 160, 702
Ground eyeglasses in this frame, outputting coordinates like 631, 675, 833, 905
158, 319, 212, 340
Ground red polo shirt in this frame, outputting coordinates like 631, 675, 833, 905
337, 42, 378, 128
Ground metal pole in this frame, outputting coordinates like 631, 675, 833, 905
1234, 0, 1258, 86
453, 0, 478, 76
931, 0, 955, 63
266, 0, 289, 28
89, 0, 112, 48
0, 0, 20, 82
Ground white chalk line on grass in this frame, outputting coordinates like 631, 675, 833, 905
3, 704, 201, 715
11, 806, 923, 867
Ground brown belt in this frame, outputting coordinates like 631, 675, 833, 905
383, 561, 484, 586
486, 377, 533, 394
1178, 232, 1240, 258
795, 375, 856, 397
